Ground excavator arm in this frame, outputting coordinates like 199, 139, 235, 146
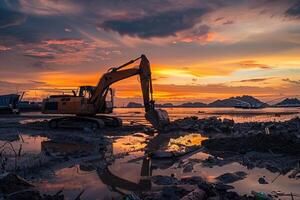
90, 55, 169, 130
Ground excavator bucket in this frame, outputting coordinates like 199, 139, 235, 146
145, 109, 170, 131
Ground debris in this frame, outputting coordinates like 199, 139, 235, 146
258, 176, 268, 184
151, 151, 174, 159
163, 116, 234, 136
216, 171, 247, 183
182, 162, 194, 173
251, 191, 273, 200
180, 188, 206, 200
202, 132, 300, 156
152, 175, 179, 185
214, 182, 235, 191
124, 193, 141, 200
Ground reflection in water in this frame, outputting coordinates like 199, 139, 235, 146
166, 134, 207, 153
114, 107, 300, 124
37, 164, 121, 200
0, 134, 48, 155
112, 133, 149, 155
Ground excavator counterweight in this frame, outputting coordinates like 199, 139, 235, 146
42, 55, 170, 131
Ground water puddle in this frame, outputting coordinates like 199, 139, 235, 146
112, 133, 149, 155
36, 164, 121, 200
165, 133, 207, 153
0, 134, 49, 155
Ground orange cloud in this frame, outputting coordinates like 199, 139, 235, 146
179, 32, 226, 43
236, 60, 272, 69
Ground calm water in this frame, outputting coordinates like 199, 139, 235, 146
113, 107, 300, 124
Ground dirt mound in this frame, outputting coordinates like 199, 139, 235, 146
164, 116, 234, 135
203, 132, 300, 156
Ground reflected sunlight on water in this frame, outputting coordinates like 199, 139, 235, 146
166, 134, 207, 152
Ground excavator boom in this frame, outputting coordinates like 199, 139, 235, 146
90, 55, 169, 130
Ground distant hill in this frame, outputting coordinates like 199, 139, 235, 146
155, 103, 174, 108
276, 98, 300, 107
209, 95, 267, 108
178, 102, 207, 107
127, 102, 143, 108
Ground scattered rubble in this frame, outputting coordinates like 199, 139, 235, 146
203, 132, 300, 155
163, 116, 234, 136
165, 116, 300, 139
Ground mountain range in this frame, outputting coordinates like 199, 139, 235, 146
276, 98, 300, 107
126, 96, 300, 108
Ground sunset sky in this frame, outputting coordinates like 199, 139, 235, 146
0, 0, 300, 105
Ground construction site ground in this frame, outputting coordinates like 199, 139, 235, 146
0, 107, 300, 200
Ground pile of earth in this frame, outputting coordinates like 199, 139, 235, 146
163, 116, 234, 135
164, 116, 300, 138
202, 131, 300, 156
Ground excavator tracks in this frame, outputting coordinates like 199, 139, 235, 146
48, 115, 122, 130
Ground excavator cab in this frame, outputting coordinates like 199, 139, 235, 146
78, 86, 114, 113
78, 86, 95, 98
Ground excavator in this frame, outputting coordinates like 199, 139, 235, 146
42, 55, 170, 130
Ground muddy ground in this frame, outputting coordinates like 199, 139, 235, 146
0, 114, 299, 200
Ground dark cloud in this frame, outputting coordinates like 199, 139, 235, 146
0, 80, 45, 94
223, 20, 234, 25
100, 8, 208, 38
0, 8, 26, 28
215, 17, 225, 22
30, 80, 47, 84
285, 1, 300, 18
23, 53, 55, 59
239, 78, 271, 82
23, 38, 85, 60
282, 78, 300, 84
31, 61, 53, 71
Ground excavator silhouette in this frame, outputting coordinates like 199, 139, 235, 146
42, 55, 170, 130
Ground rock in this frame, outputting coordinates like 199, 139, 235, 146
161, 186, 188, 200
180, 188, 206, 200
258, 177, 268, 184
216, 171, 247, 184
124, 193, 141, 200
0, 172, 34, 194
223, 118, 234, 127
180, 176, 206, 186
151, 151, 174, 159
152, 175, 179, 185
183, 163, 193, 173
203, 132, 300, 156
6, 189, 42, 200
214, 183, 234, 191
79, 163, 95, 171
